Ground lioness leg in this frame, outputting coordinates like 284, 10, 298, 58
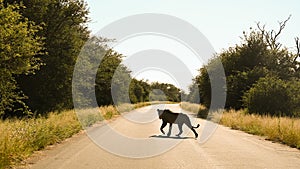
186, 121, 199, 138
167, 123, 172, 136
190, 127, 198, 138
176, 123, 183, 137
160, 121, 167, 135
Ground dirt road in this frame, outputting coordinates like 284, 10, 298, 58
20, 104, 300, 169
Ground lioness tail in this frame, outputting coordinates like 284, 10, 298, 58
192, 124, 200, 129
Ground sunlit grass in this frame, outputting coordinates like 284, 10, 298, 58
0, 101, 169, 168
221, 110, 300, 149
0, 110, 81, 168
180, 102, 208, 118
180, 102, 300, 149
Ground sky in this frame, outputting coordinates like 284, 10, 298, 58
85, 0, 300, 91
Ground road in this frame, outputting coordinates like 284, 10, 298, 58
18, 104, 300, 169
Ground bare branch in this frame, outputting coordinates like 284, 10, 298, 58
273, 15, 292, 42
266, 15, 292, 50
256, 22, 265, 34
256, 22, 273, 47
294, 37, 300, 63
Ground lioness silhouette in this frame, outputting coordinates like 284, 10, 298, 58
157, 109, 200, 138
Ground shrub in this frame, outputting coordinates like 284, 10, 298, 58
286, 79, 300, 117
243, 76, 291, 116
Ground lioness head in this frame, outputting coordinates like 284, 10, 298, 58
157, 109, 164, 119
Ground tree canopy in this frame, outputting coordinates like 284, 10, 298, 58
0, 1, 43, 116
189, 16, 300, 117
3, 0, 90, 113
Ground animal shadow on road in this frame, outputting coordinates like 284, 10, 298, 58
149, 135, 194, 140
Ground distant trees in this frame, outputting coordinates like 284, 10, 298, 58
95, 49, 129, 105
0, 0, 183, 119
189, 16, 300, 117
150, 82, 181, 102
129, 79, 150, 103
78, 37, 182, 107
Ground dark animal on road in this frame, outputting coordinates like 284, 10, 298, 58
157, 109, 200, 138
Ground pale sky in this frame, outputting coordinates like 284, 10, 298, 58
85, 0, 300, 91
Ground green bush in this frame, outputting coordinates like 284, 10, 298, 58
286, 79, 300, 117
243, 76, 291, 116
197, 108, 209, 119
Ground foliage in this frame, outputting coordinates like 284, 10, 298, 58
74, 36, 179, 107
129, 80, 181, 104
286, 79, 300, 116
4, 0, 90, 113
95, 49, 131, 106
243, 77, 300, 117
243, 76, 290, 116
150, 82, 181, 102
0, 1, 43, 116
194, 66, 211, 107
129, 79, 150, 103
72, 37, 108, 108
190, 18, 300, 116
65, 35, 181, 109
186, 80, 200, 104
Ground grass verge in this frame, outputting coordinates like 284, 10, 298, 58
0, 101, 168, 168
221, 109, 300, 149
180, 102, 208, 118
180, 102, 300, 149
0, 110, 81, 168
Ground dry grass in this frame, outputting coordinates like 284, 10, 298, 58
0, 110, 81, 168
221, 110, 300, 149
180, 102, 300, 149
180, 102, 205, 113
100, 105, 119, 120
180, 102, 208, 118
0, 102, 165, 168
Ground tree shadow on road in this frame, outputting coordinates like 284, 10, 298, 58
149, 135, 194, 140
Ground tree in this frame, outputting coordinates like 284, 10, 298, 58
129, 79, 146, 103
185, 82, 199, 103
5, 0, 90, 113
191, 16, 300, 112
95, 49, 131, 106
72, 36, 109, 108
0, 1, 43, 116
286, 79, 300, 117
194, 66, 211, 107
150, 82, 181, 102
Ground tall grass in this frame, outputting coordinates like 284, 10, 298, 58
76, 106, 119, 128
180, 102, 300, 149
0, 101, 167, 168
0, 110, 81, 168
180, 102, 208, 118
221, 110, 300, 149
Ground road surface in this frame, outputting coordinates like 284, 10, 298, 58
17, 104, 300, 169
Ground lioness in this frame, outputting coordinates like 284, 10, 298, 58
157, 109, 200, 138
